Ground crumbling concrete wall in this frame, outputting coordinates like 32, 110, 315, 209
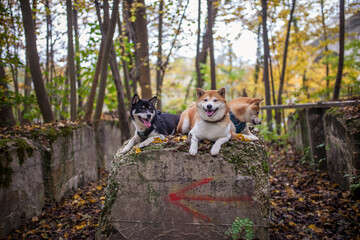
0, 139, 44, 238
324, 108, 360, 198
288, 108, 327, 170
46, 125, 98, 201
98, 140, 270, 240
0, 121, 122, 237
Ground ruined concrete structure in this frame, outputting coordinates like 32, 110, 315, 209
97, 140, 270, 240
288, 107, 360, 198
0, 121, 122, 237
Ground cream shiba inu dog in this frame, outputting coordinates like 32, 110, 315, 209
228, 97, 263, 140
177, 88, 231, 156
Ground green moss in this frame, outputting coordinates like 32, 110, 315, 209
147, 183, 160, 206
138, 171, 146, 184
30, 125, 78, 145
14, 138, 34, 165
0, 139, 13, 188
0, 138, 34, 188
326, 107, 344, 118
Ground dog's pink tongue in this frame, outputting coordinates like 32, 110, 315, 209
143, 119, 151, 127
206, 110, 214, 116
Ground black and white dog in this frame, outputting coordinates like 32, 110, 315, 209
121, 94, 180, 153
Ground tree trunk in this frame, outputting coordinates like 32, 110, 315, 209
93, 0, 119, 128
73, 0, 82, 112
254, 22, 261, 94
320, 0, 330, 99
261, 0, 273, 132
66, 0, 77, 121
93, 0, 131, 142
195, 0, 202, 89
156, 0, 164, 110
117, 16, 132, 103
269, 53, 276, 106
83, 0, 106, 122
122, 0, 138, 94
198, 0, 218, 88
0, 46, 15, 127
276, 0, 296, 134
45, 0, 50, 84
333, 0, 345, 100
104, 0, 131, 141
208, 0, 216, 90
20, 0, 55, 123
129, 0, 152, 99
83, 39, 105, 122
23, 59, 31, 120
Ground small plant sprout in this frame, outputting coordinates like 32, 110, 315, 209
225, 217, 254, 240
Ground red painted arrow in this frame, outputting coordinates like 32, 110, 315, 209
168, 177, 253, 222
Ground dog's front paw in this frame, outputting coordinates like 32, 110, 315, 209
210, 146, 220, 156
243, 134, 259, 141
139, 142, 149, 148
121, 146, 131, 154
189, 148, 198, 156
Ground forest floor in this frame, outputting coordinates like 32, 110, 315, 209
3, 142, 360, 240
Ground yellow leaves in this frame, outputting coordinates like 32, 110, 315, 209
152, 137, 163, 143
133, 147, 142, 154
73, 194, 80, 200
64, 232, 69, 238
308, 224, 323, 233
88, 198, 98, 203
96, 185, 102, 191
74, 222, 87, 230
288, 221, 297, 226
286, 187, 295, 196
236, 134, 250, 141
180, 135, 187, 141
31, 216, 38, 222
299, 197, 304, 202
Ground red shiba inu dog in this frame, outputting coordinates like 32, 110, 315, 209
177, 88, 231, 156
228, 97, 263, 140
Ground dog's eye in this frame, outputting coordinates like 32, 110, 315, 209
204, 99, 208, 102
213, 99, 218, 102
142, 105, 145, 109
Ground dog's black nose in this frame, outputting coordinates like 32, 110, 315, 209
206, 104, 212, 109
147, 114, 151, 119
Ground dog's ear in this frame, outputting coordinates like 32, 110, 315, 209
217, 88, 226, 98
149, 96, 157, 106
197, 88, 205, 98
132, 94, 140, 105
252, 98, 264, 106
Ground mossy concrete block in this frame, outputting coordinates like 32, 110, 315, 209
98, 141, 269, 240
288, 112, 304, 152
0, 139, 44, 237
288, 108, 328, 170
46, 125, 98, 201
324, 108, 360, 198
95, 121, 123, 170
